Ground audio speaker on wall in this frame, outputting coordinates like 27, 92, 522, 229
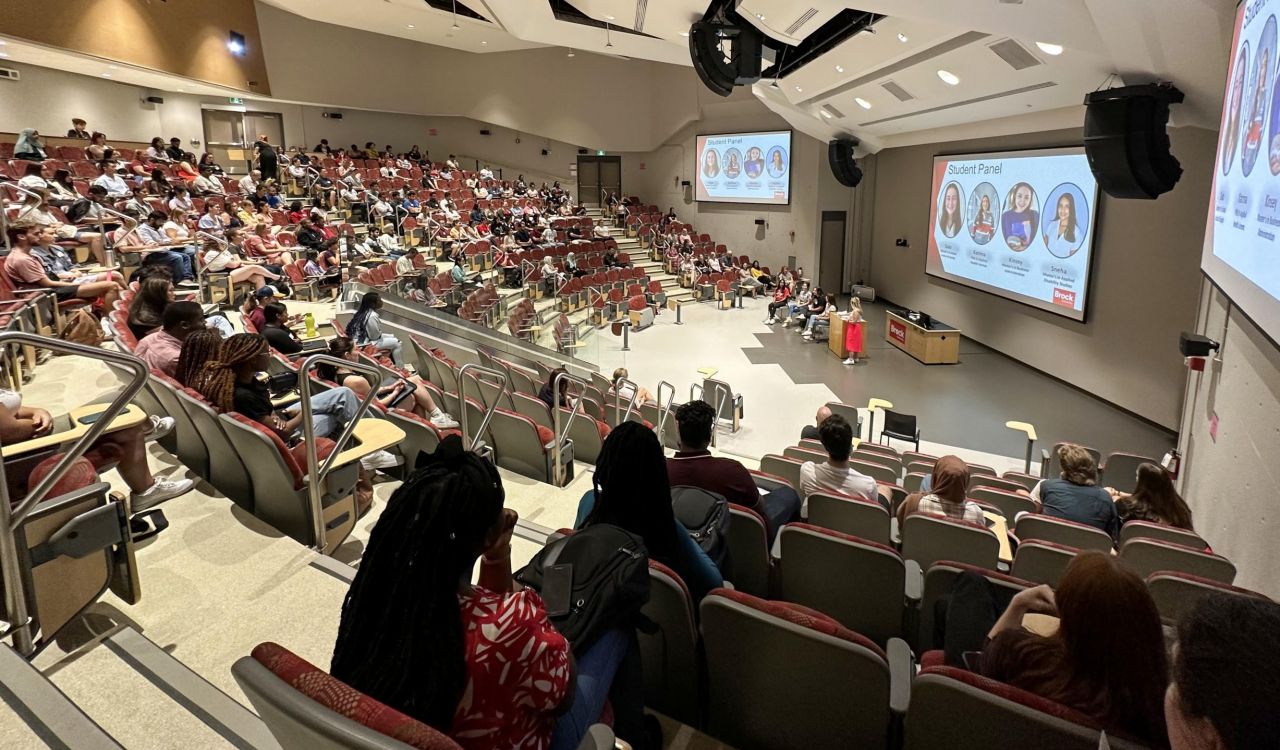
1083, 83, 1185, 200
688, 20, 763, 97
828, 138, 863, 188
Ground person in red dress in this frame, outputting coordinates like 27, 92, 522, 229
843, 297, 865, 365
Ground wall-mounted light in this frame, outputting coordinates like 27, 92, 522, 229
227, 31, 246, 57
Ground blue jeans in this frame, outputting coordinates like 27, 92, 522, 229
369, 334, 403, 366
284, 386, 358, 439
143, 250, 193, 282
550, 629, 629, 750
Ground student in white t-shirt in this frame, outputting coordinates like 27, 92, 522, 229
798, 413, 881, 516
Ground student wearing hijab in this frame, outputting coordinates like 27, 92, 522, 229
897, 455, 986, 525
13, 129, 46, 161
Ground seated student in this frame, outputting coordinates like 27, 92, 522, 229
242, 223, 295, 267
295, 218, 326, 250
796, 286, 827, 331
126, 276, 176, 340
259, 302, 309, 355
1108, 462, 1195, 531
394, 247, 421, 275
577, 422, 723, 604
798, 414, 883, 516
0, 386, 193, 512
540, 256, 564, 297
800, 294, 838, 340
172, 328, 223, 391
538, 367, 575, 410
345, 292, 404, 366
317, 338, 458, 429
201, 234, 284, 291
896, 455, 984, 525
946, 553, 1168, 748
14, 190, 109, 267
764, 282, 791, 324
406, 274, 444, 308
303, 250, 341, 297
331, 436, 640, 750
135, 301, 207, 377
130, 210, 196, 283
5, 226, 121, 309
1027, 444, 1119, 538
1167, 594, 1280, 750
609, 368, 654, 405
375, 226, 404, 258
450, 260, 479, 293
667, 401, 801, 541
800, 405, 832, 441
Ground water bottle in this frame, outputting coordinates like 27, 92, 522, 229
304, 312, 316, 338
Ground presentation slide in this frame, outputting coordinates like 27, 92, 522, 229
695, 130, 792, 205
925, 147, 1101, 322
1203, 0, 1280, 342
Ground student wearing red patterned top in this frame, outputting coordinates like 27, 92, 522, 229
331, 436, 629, 750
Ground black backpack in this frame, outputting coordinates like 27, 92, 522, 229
516, 524, 650, 654
671, 485, 730, 569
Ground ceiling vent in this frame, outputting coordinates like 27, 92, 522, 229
0, 67, 19, 82
784, 8, 820, 37
822, 104, 846, 119
988, 39, 1042, 70
881, 80, 915, 101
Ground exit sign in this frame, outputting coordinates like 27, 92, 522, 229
596, 150, 605, 156
229, 97, 244, 104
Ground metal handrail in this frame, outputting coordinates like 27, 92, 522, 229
612, 378, 639, 427
0, 333, 148, 656
295, 353, 384, 551
457, 363, 509, 453
194, 231, 232, 305
709, 382, 729, 447
2, 182, 50, 255
94, 203, 141, 262
655, 380, 676, 446
551, 371, 588, 486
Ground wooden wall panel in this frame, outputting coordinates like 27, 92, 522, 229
0, 0, 270, 95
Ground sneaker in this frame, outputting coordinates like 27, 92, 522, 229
148, 415, 175, 441
782, 319, 793, 327
801, 332, 812, 339
100, 317, 115, 338
843, 356, 858, 365
176, 279, 200, 289
430, 412, 460, 429
131, 476, 195, 512
360, 449, 401, 471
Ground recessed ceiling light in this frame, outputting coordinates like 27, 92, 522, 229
0, 40, 7, 45
1035, 41, 1063, 56
855, 97, 872, 109
109, 64, 119, 69
481, 40, 487, 45
605, 15, 614, 20
937, 69, 960, 85
101, 73, 111, 78
567, 48, 575, 57
820, 110, 832, 119
755, 13, 765, 20
0, 52, 8, 58
795, 86, 803, 92
835, 65, 844, 73
407, 24, 415, 29
897, 33, 909, 43
680, 31, 689, 37
177, 88, 184, 92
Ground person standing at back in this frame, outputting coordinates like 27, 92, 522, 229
1029, 444, 1119, 539
798, 414, 883, 515
667, 401, 800, 542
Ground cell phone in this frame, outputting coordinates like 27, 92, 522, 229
541, 563, 574, 618
77, 412, 104, 425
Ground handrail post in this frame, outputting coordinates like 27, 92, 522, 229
296, 353, 384, 552
710, 382, 729, 448
94, 203, 141, 264
194, 231, 232, 305
0, 333, 149, 656
613, 378, 639, 426
551, 371, 588, 486
655, 380, 676, 446
457, 363, 509, 455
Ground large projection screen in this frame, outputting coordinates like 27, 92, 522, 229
695, 130, 792, 205
1203, 0, 1280, 343
925, 147, 1101, 322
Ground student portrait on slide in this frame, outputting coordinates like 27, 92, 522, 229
767, 146, 788, 178
967, 182, 999, 245
744, 146, 765, 178
1226, 41, 1249, 176
724, 148, 742, 179
1001, 181, 1040, 252
1242, 13, 1276, 177
937, 182, 964, 238
702, 148, 721, 179
1041, 184, 1091, 259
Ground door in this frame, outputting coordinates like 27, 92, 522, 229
202, 108, 246, 174
576, 155, 622, 207
820, 211, 847, 294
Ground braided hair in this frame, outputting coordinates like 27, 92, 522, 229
173, 329, 222, 389
345, 291, 380, 343
331, 435, 506, 729
584, 421, 678, 563
198, 333, 267, 411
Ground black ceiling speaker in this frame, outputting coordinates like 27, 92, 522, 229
828, 138, 862, 188
689, 20, 763, 97
1083, 83, 1185, 199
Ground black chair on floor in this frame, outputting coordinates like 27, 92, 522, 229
880, 409, 920, 452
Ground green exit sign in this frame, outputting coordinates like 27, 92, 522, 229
229, 97, 244, 104
596, 150, 605, 156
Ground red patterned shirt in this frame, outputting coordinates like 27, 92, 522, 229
450, 587, 572, 750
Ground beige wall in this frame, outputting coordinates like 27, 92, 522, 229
1179, 285, 1280, 597
0, 0, 269, 94
863, 126, 1216, 429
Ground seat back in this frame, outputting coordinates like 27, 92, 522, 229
639, 562, 700, 726
1044, 443, 1100, 478
968, 474, 1027, 494
725, 504, 771, 597
233, 643, 459, 750
1013, 514, 1113, 552
700, 589, 891, 750
778, 524, 906, 645
173, 388, 255, 511
902, 472, 928, 493
1119, 538, 1237, 584
1000, 471, 1040, 491
1100, 452, 1160, 494
1010, 540, 1078, 587
880, 409, 917, 438
384, 409, 448, 472
901, 514, 999, 572
969, 488, 1037, 521
1145, 571, 1270, 625
559, 407, 606, 464
916, 563, 1033, 651
904, 666, 1147, 750
701, 377, 740, 422
759, 454, 803, 494
823, 401, 862, 436
489, 409, 552, 484
783, 445, 827, 463
1119, 520, 1207, 549
806, 492, 892, 545
149, 373, 209, 477
849, 458, 898, 486
852, 449, 903, 477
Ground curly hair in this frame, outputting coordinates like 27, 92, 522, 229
173, 329, 222, 390
198, 333, 267, 411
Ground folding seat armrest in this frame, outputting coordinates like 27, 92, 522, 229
327, 419, 407, 468
887, 637, 914, 715
903, 559, 923, 604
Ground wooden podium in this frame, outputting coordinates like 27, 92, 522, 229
884, 311, 960, 364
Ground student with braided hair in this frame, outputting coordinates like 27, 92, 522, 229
332, 435, 631, 750
173, 328, 223, 390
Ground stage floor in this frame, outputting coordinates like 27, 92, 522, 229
593, 296, 1176, 470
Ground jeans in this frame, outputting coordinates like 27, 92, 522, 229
284, 386, 358, 439
550, 629, 630, 750
371, 334, 404, 366
803, 315, 827, 335
143, 250, 192, 282
759, 485, 802, 544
